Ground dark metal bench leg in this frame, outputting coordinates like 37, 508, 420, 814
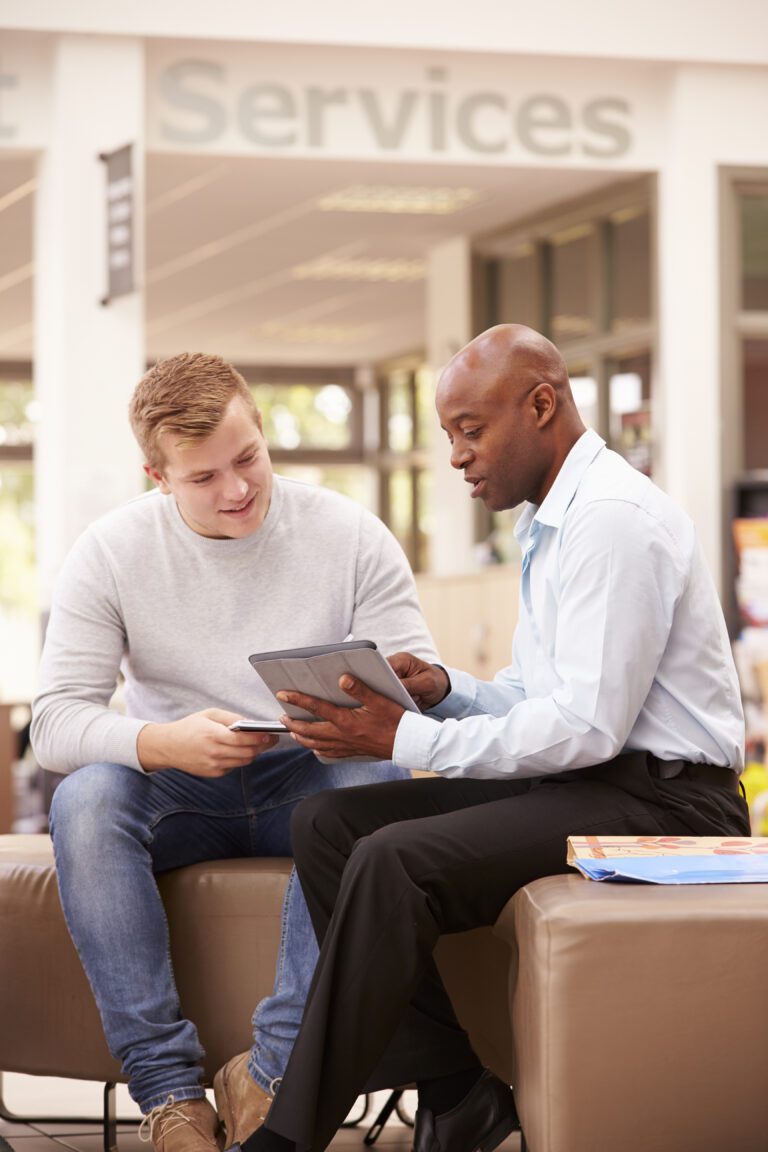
364, 1088, 415, 1145
0, 1071, 134, 1150
104, 1082, 118, 1152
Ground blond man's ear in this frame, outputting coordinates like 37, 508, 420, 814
143, 463, 171, 494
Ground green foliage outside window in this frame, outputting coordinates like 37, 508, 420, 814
250, 383, 353, 451
0, 377, 37, 618
0, 467, 36, 612
0, 380, 36, 447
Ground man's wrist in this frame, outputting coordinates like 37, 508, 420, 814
136, 722, 167, 772
431, 664, 452, 707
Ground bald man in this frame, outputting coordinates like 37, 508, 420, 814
228, 325, 748, 1152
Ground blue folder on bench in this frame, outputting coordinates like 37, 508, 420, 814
572, 855, 768, 884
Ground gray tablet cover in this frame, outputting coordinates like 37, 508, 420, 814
248, 640, 419, 721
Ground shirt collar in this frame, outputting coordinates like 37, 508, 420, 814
514, 429, 605, 542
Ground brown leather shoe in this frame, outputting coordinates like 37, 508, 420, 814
213, 1052, 274, 1148
138, 1095, 222, 1152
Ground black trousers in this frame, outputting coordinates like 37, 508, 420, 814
265, 753, 749, 1152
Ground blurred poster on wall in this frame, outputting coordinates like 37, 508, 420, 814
100, 143, 134, 302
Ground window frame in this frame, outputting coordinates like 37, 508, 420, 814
473, 177, 657, 556
238, 363, 364, 466
374, 354, 432, 572
0, 361, 34, 466
720, 170, 768, 633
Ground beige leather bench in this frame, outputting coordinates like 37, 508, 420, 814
3, 835, 766, 1152
495, 875, 768, 1152
0, 834, 513, 1134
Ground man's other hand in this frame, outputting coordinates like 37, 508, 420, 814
278, 678, 403, 761
388, 652, 451, 710
137, 709, 279, 775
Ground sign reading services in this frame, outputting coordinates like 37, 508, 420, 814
155, 61, 631, 160
146, 47, 663, 166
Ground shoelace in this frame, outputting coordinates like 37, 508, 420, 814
138, 1095, 191, 1144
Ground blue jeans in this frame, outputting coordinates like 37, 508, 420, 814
48, 747, 407, 1112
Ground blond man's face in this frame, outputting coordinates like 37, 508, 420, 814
146, 396, 273, 539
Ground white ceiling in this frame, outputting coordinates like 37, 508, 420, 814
0, 152, 637, 368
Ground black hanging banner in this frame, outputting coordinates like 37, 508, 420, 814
100, 143, 134, 304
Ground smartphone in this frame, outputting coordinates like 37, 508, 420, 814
228, 720, 288, 733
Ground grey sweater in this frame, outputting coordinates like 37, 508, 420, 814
31, 475, 437, 773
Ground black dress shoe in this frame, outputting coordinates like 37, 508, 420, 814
412, 1069, 520, 1152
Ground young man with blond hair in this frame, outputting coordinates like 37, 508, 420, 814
31, 353, 437, 1152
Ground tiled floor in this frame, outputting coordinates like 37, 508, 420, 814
0, 1077, 523, 1152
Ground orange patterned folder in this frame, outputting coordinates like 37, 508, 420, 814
566, 835, 768, 865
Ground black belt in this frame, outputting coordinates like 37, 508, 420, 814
648, 757, 740, 795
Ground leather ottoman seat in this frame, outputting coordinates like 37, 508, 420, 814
497, 875, 768, 1152
0, 834, 513, 1087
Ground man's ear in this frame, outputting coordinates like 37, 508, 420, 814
532, 383, 557, 427
143, 463, 171, 494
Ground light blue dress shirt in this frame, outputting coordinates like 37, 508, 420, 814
393, 429, 745, 779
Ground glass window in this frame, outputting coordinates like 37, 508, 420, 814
0, 463, 35, 607
0, 378, 36, 448
414, 365, 435, 451
743, 339, 768, 471
381, 366, 434, 455
376, 362, 433, 571
740, 195, 768, 312
251, 382, 357, 452
240, 360, 434, 572
477, 183, 655, 500
551, 224, 599, 341
415, 468, 433, 574
609, 352, 652, 476
387, 371, 415, 452
388, 468, 414, 551
0, 373, 37, 699
275, 463, 377, 511
609, 208, 651, 330
0, 462, 38, 700
379, 466, 431, 573
568, 370, 599, 431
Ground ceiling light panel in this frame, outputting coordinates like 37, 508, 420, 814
318, 185, 480, 215
293, 256, 425, 283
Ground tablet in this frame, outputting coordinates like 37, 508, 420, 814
248, 639, 418, 722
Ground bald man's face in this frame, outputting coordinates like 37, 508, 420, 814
436, 358, 552, 511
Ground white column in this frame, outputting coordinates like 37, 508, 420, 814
34, 35, 145, 608
655, 68, 735, 595
426, 235, 476, 575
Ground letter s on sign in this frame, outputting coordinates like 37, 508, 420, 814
159, 61, 227, 145
581, 98, 631, 159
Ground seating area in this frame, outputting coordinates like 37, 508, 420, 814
2, 835, 767, 1152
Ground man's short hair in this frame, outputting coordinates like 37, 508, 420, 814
129, 352, 258, 468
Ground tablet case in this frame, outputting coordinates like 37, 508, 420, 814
248, 640, 419, 721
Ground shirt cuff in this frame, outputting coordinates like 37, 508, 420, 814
129, 718, 155, 772
393, 710, 442, 773
429, 666, 479, 719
